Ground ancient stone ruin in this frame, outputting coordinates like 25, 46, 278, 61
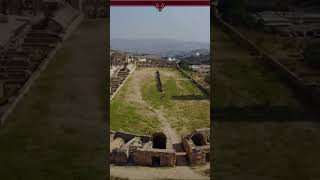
110, 64, 130, 97
110, 130, 176, 167
182, 128, 210, 165
136, 60, 177, 68
155, 71, 162, 92
110, 128, 210, 167
0, 1, 80, 119
110, 52, 128, 66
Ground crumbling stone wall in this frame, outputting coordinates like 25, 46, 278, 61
111, 52, 127, 66
134, 149, 176, 167
110, 129, 209, 167
136, 61, 176, 68
113, 131, 151, 144
155, 71, 162, 92
182, 128, 210, 165
110, 131, 176, 167
110, 148, 128, 165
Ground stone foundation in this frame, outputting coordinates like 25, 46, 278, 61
136, 61, 177, 68
182, 128, 210, 165
110, 129, 210, 167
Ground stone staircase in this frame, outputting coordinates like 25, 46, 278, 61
0, 23, 60, 107
110, 67, 130, 96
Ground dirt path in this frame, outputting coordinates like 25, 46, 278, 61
112, 68, 209, 180
111, 165, 209, 180
125, 68, 180, 143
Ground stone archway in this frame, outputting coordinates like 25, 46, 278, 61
191, 133, 207, 146
152, 132, 167, 149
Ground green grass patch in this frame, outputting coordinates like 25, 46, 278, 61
213, 25, 300, 108
110, 71, 160, 134
141, 69, 210, 135
110, 100, 159, 134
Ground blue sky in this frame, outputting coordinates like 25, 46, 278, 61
110, 7, 210, 43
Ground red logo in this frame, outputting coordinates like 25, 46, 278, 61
155, 1, 166, 12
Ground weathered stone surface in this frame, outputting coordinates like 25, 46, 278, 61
136, 61, 177, 68
134, 149, 176, 167
110, 131, 177, 167
182, 128, 210, 165
110, 129, 211, 167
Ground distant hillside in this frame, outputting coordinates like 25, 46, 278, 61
176, 50, 210, 65
111, 38, 209, 56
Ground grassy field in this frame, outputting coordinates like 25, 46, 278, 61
110, 68, 210, 136
213, 25, 300, 109
213, 21, 320, 180
0, 19, 107, 179
110, 75, 160, 134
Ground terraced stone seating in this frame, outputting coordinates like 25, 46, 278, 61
0, 21, 61, 109
110, 68, 130, 96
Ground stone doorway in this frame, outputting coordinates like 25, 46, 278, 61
152, 132, 167, 149
206, 152, 210, 162
152, 156, 161, 167
191, 133, 206, 146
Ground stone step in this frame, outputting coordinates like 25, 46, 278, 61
24, 38, 58, 44
22, 42, 54, 48
0, 72, 29, 78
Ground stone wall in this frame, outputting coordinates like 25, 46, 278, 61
177, 64, 210, 96
110, 148, 128, 165
182, 128, 210, 165
182, 139, 210, 165
114, 131, 151, 144
110, 129, 210, 167
134, 149, 176, 167
136, 61, 177, 68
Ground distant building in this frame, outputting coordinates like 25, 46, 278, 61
111, 52, 128, 66
189, 65, 210, 73
138, 58, 147, 62
168, 57, 177, 62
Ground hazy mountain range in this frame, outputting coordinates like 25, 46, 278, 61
111, 38, 209, 56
